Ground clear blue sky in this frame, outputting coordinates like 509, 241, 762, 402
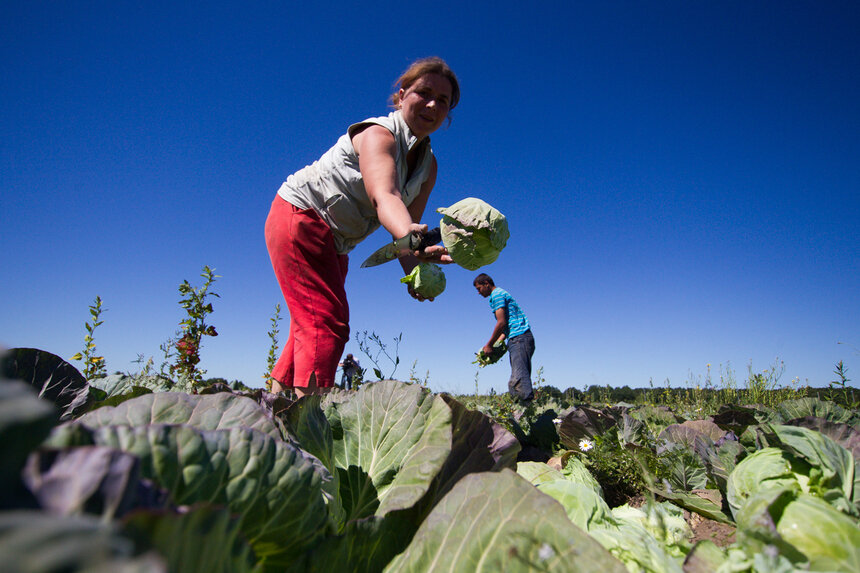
2, 2, 858, 395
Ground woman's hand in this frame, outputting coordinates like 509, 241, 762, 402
406, 284, 434, 302
414, 244, 453, 264
406, 222, 429, 235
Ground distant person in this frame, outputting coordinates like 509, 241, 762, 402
339, 353, 361, 390
474, 273, 535, 403
265, 57, 459, 397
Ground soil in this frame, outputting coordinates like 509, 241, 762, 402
626, 493, 736, 548
685, 510, 736, 547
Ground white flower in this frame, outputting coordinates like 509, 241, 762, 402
552, 418, 562, 425
578, 438, 594, 452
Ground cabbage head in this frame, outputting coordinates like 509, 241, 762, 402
726, 425, 857, 520
726, 447, 801, 518
400, 263, 446, 298
437, 198, 509, 270
610, 502, 691, 558
473, 339, 506, 367
735, 487, 860, 572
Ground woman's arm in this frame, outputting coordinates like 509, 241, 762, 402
354, 125, 451, 297
406, 155, 436, 223
353, 125, 424, 239
398, 155, 451, 269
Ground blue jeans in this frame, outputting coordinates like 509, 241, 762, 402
507, 330, 534, 402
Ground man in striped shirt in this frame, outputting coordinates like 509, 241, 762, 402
474, 273, 535, 403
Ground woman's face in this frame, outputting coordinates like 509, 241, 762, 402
398, 73, 453, 139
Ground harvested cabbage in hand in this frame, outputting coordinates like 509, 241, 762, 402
400, 263, 446, 298
473, 339, 507, 367
437, 198, 509, 270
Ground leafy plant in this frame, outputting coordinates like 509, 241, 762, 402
745, 358, 784, 406
355, 330, 401, 380
387, 468, 623, 572
472, 338, 506, 367
831, 360, 850, 389
407, 360, 429, 386
129, 353, 155, 377
264, 303, 281, 391
169, 265, 220, 387
70, 295, 107, 380
485, 389, 518, 431
577, 432, 648, 507
727, 424, 857, 518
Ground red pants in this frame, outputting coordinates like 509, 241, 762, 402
265, 196, 349, 388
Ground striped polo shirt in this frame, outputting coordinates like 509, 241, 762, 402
489, 287, 530, 338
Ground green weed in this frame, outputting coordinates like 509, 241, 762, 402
71, 295, 107, 380
263, 303, 281, 391
356, 330, 401, 381
168, 265, 220, 387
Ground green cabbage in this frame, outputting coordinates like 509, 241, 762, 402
610, 502, 691, 558
539, 480, 614, 532
437, 198, 509, 270
735, 487, 860, 572
726, 447, 799, 518
473, 339, 506, 367
726, 424, 857, 520
400, 263, 446, 298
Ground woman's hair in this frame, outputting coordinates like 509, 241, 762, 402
473, 273, 494, 287
391, 56, 460, 112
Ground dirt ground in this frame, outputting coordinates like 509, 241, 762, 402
627, 493, 736, 547
686, 510, 736, 547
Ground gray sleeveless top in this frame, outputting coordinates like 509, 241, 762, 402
276, 110, 434, 254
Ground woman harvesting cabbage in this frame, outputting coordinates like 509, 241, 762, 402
265, 57, 457, 397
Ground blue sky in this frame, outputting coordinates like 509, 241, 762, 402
2, 1, 858, 395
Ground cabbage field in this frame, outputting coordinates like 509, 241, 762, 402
2, 347, 859, 572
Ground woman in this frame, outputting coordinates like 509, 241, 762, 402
265, 57, 459, 397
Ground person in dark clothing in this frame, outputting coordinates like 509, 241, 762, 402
339, 353, 361, 390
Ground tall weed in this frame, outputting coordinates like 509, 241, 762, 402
71, 295, 107, 380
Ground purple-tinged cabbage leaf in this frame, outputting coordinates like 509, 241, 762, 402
22, 446, 157, 520
0, 379, 58, 504
1, 348, 92, 420
78, 391, 285, 440
48, 421, 330, 568
557, 406, 617, 449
